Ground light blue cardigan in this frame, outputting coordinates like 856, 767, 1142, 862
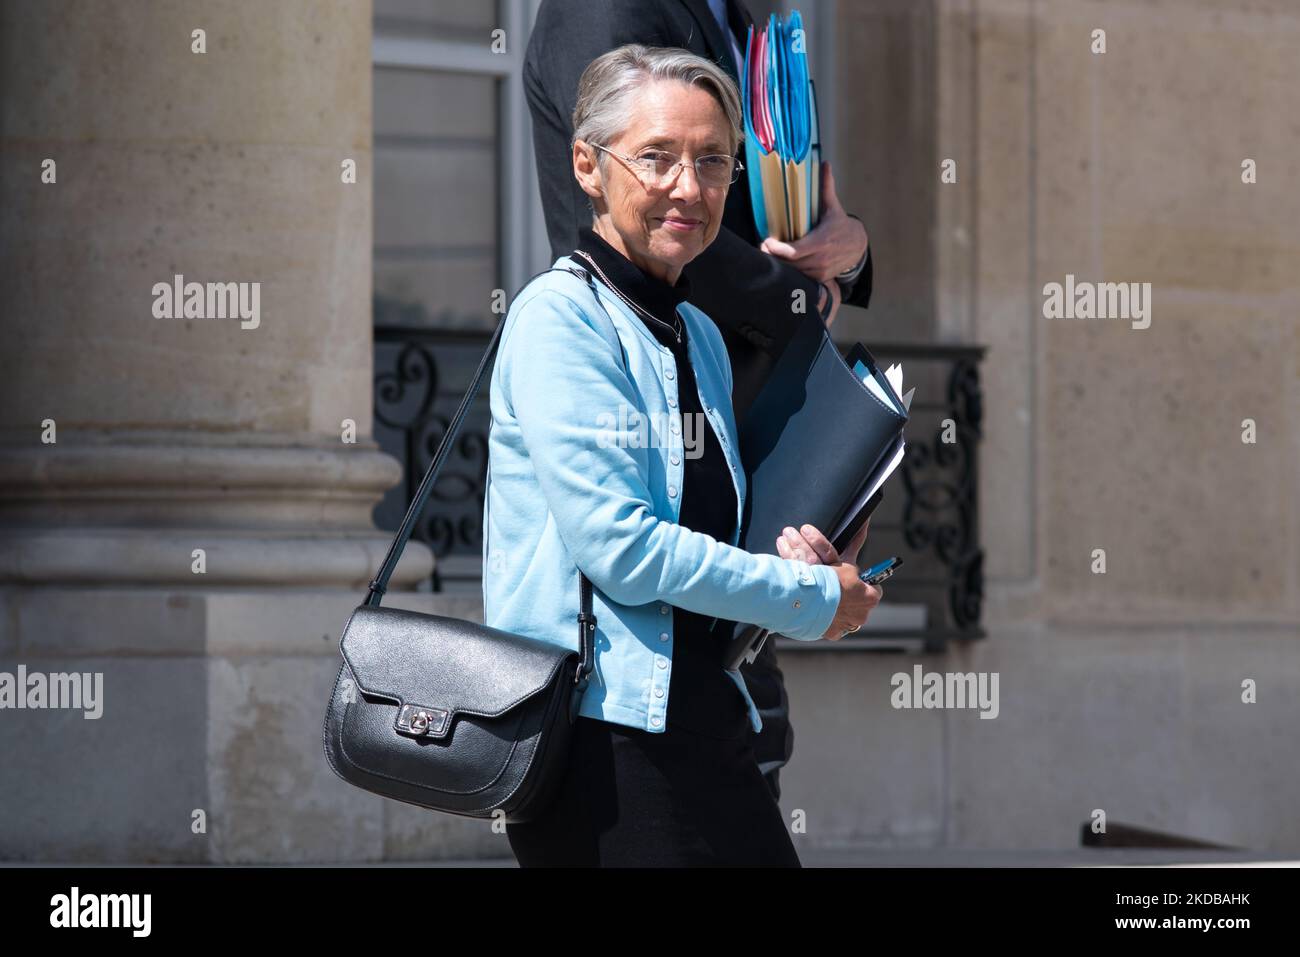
482, 255, 842, 734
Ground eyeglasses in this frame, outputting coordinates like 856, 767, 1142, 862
592, 144, 743, 188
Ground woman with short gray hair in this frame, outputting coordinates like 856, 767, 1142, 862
484, 44, 879, 866
572, 44, 745, 178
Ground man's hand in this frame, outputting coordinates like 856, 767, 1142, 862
760, 161, 869, 283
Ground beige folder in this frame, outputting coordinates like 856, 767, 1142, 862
759, 149, 788, 241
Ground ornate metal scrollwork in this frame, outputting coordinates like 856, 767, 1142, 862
900, 357, 984, 632
374, 341, 438, 431
373, 328, 491, 590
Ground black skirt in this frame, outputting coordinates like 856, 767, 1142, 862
506, 578, 800, 866
505, 713, 802, 868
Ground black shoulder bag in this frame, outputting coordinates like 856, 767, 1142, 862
322, 264, 611, 823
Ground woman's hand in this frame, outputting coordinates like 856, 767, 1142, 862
821, 561, 881, 640
775, 521, 880, 640
760, 161, 869, 283
774, 519, 870, 568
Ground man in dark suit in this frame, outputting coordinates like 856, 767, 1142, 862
523, 0, 874, 801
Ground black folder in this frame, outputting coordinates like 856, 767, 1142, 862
724, 311, 909, 668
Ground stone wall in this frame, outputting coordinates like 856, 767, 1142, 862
0, 0, 436, 863
775, 0, 1300, 852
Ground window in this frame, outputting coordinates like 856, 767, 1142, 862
373, 0, 547, 328
371, 0, 546, 590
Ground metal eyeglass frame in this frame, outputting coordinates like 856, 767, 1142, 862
591, 143, 744, 188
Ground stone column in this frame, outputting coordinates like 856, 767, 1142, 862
0, 1, 443, 863
0, 0, 429, 591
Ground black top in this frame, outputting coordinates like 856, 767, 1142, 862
573, 226, 749, 739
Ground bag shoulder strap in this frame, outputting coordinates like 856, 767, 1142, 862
364, 262, 613, 686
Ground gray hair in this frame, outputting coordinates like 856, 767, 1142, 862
571, 43, 744, 176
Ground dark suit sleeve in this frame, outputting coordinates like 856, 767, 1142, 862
524, 0, 675, 265
680, 226, 823, 359
840, 246, 873, 309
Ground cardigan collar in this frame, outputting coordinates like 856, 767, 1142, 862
574, 226, 692, 345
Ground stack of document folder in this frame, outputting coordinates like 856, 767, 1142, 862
742, 9, 822, 242
725, 313, 914, 668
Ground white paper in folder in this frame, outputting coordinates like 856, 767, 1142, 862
828, 359, 914, 543
830, 438, 906, 543
859, 360, 914, 415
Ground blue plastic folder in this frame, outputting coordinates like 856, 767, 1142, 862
742, 10, 821, 242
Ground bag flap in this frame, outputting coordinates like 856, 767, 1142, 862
338, 605, 575, 739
